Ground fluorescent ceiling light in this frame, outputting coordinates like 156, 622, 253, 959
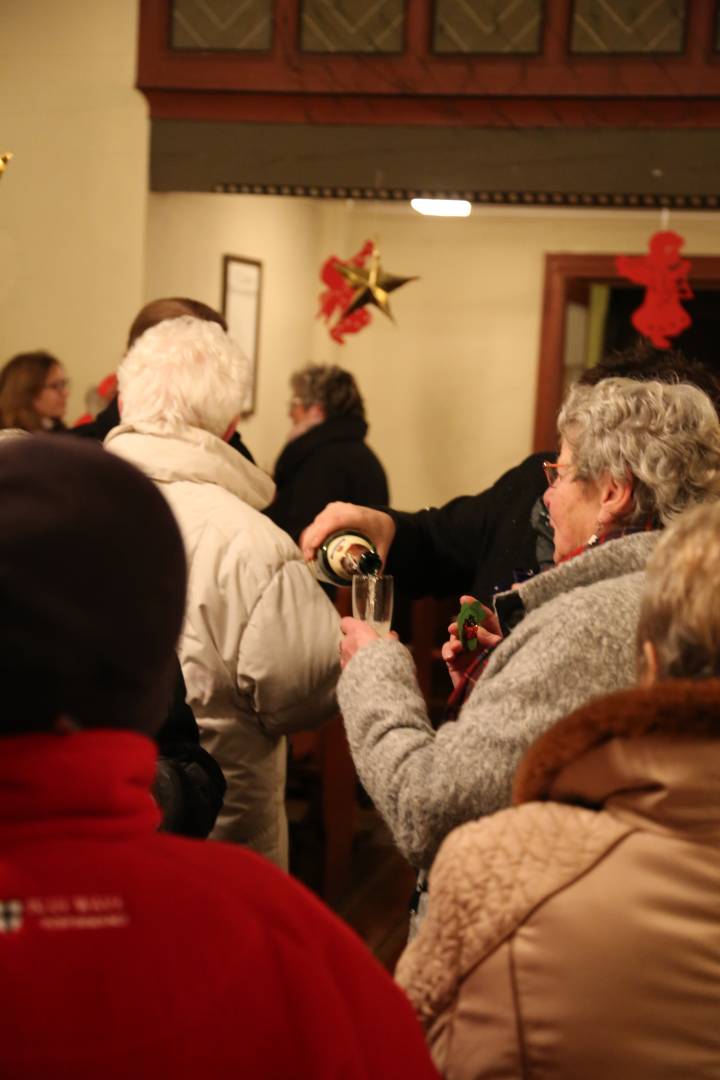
410, 198, 472, 217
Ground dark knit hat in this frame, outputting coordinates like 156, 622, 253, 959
0, 436, 187, 735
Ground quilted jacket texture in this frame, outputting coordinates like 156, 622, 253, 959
337, 531, 659, 869
396, 680, 720, 1079
107, 423, 340, 869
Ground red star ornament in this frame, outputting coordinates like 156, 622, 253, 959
317, 240, 374, 344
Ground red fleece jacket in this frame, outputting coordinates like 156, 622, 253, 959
0, 731, 437, 1079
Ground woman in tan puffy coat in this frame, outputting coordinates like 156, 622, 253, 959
396, 501, 720, 1079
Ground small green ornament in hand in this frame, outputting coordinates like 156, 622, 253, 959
455, 600, 486, 652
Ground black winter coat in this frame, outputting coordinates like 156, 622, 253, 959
385, 451, 554, 606
265, 414, 389, 542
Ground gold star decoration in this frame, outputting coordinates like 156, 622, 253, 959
336, 245, 417, 323
0, 152, 13, 179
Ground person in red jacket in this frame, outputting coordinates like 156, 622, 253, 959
0, 436, 437, 1080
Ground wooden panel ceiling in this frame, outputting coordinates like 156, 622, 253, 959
139, 0, 720, 125
138, 0, 720, 198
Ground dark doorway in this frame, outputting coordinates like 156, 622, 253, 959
533, 255, 720, 453
603, 287, 720, 376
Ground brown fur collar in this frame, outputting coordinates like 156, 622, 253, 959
513, 679, 720, 805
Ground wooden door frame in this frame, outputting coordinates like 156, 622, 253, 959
532, 252, 720, 452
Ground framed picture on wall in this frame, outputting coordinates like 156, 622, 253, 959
221, 255, 262, 417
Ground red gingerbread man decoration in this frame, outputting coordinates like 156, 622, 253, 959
317, 240, 374, 344
615, 230, 693, 349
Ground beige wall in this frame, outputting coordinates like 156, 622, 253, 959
144, 192, 324, 470
2, 2, 716, 507
146, 193, 720, 510
0, 0, 147, 422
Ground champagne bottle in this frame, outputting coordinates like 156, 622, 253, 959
312, 529, 382, 587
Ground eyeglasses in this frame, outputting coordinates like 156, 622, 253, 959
543, 461, 574, 487
45, 378, 70, 393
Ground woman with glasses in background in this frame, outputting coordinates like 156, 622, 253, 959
334, 377, 720, 923
0, 351, 70, 433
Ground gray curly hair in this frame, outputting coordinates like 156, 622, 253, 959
290, 364, 365, 420
558, 377, 720, 527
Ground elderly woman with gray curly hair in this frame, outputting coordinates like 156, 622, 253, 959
336, 377, 720, 892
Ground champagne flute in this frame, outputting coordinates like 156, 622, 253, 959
352, 574, 394, 637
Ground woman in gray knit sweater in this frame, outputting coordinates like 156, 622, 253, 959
337, 378, 720, 873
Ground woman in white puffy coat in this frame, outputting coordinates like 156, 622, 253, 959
107, 315, 341, 869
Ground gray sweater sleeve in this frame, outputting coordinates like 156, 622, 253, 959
337, 572, 644, 869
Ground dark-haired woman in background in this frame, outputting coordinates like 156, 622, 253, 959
0, 351, 69, 432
